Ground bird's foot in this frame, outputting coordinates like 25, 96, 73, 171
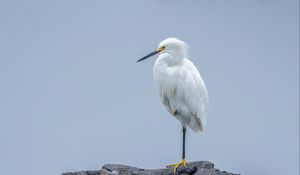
167, 159, 188, 174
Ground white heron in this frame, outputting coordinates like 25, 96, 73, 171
137, 38, 208, 174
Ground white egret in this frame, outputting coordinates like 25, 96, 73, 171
137, 38, 208, 174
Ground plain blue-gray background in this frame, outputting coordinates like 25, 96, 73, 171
0, 0, 299, 175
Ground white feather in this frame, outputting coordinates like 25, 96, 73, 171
153, 38, 208, 133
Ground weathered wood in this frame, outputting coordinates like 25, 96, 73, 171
62, 161, 239, 175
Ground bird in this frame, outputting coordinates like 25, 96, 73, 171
137, 38, 209, 174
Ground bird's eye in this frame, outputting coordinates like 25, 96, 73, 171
159, 46, 165, 51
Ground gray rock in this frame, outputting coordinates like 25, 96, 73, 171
62, 161, 239, 175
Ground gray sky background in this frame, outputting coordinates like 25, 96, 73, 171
0, 0, 299, 175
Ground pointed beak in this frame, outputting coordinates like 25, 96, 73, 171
137, 48, 164, 62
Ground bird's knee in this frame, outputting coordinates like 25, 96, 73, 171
173, 109, 180, 115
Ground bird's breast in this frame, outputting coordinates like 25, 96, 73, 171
154, 61, 185, 109
154, 62, 181, 91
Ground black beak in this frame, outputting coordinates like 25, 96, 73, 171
137, 50, 160, 62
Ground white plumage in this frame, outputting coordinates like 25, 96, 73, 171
137, 37, 209, 173
153, 38, 208, 133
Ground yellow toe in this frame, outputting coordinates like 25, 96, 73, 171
182, 159, 187, 168
167, 159, 188, 174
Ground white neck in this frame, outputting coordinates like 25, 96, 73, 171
157, 50, 185, 66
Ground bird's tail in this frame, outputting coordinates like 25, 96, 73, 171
188, 115, 205, 133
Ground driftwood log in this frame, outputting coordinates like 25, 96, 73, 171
62, 161, 239, 175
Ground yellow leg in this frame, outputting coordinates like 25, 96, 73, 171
167, 159, 188, 174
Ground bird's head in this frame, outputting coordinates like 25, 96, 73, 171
157, 38, 188, 56
137, 37, 188, 62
